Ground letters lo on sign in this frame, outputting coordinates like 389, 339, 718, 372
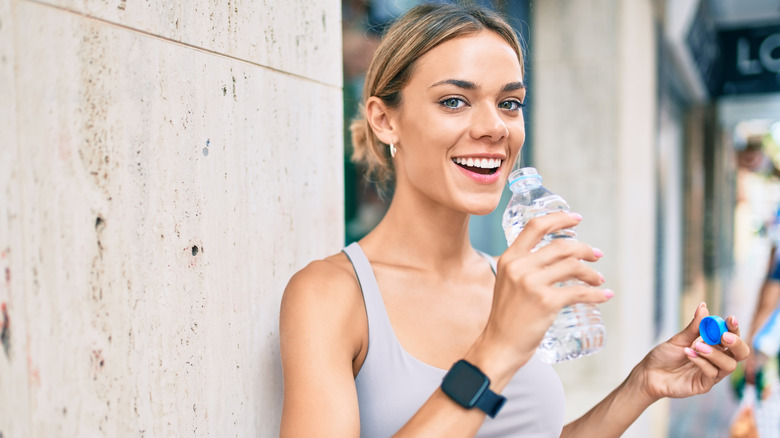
737, 33, 780, 75
720, 24, 780, 96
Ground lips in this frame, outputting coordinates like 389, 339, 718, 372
452, 157, 502, 175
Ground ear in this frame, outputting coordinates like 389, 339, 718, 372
365, 96, 398, 146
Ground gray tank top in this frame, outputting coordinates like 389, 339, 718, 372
343, 242, 565, 438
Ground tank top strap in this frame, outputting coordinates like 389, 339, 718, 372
342, 243, 496, 353
342, 242, 396, 348
476, 250, 497, 275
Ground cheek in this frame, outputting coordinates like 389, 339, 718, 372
402, 113, 462, 157
508, 121, 526, 151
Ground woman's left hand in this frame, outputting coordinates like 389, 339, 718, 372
634, 302, 750, 401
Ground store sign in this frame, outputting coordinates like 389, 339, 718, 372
685, 1, 721, 97
719, 24, 780, 96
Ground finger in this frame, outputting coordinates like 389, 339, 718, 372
553, 283, 615, 307
692, 341, 738, 375
725, 315, 741, 338
720, 331, 750, 362
683, 347, 720, 380
533, 257, 605, 287
672, 302, 710, 346
533, 238, 603, 264
504, 240, 601, 277
506, 212, 582, 256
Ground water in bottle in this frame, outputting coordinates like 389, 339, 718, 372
501, 167, 605, 364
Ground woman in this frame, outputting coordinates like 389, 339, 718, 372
279, 4, 749, 437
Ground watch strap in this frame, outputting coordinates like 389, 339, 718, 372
442, 359, 506, 418
474, 386, 506, 418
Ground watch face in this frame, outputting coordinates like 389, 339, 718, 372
443, 361, 490, 407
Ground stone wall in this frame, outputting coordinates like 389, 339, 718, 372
533, 0, 663, 436
0, 0, 343, 436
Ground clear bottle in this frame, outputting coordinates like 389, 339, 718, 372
501, 167, 605, 364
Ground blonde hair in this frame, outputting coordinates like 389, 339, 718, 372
349, 3, 524, 191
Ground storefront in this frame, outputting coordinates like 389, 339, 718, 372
340, 1, 780, 436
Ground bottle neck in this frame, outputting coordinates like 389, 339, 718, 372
509, 176, 542, 194
507, 167, 541, 191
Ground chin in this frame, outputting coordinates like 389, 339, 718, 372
470, 205, 500, 216
460, 197, 502, 216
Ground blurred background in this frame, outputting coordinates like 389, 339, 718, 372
343, 0, 780, 436
2, 0, 779, 436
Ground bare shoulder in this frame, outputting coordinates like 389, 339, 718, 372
280, 251, 364, 356
279, 252, 365, 436
282, 252, 359, 312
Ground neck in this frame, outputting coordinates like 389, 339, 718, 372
360, 184, 477, 270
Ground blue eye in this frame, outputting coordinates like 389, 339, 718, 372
441, 97, 466, 109
499, 100, 525, 111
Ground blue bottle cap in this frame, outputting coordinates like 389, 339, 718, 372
699, 315, 727, 346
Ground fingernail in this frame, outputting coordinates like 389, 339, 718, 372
603, 289, 614, 299
695, 302, 706, 317
569, 213, 583, 221
592, 247, 604, 258
731, 316, 739, 328
598, 272, 605, 283
722, 332, 737, 344
684, 347, 698, 358
694, 342, 712, 354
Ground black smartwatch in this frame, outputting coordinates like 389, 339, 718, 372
441, 359, 506, 418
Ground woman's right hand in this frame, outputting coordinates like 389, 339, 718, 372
482, 211, 612, 369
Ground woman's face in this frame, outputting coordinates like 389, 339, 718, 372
391, 30, 525, 215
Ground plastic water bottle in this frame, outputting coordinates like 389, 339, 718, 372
502, 167, 605, 364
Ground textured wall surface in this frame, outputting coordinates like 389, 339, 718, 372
533, 1, 662, 437
0, 0, 343, 436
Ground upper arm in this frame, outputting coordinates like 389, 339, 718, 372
279, 259, 365, 437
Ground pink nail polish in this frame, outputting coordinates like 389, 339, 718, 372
722, 332, 737, 344
603, 289, 614, 299
684, 347, 698, 358
731, 316, 739, 328
569, 213, 583, 221
593, 247, 604, 258
694, 342, 712, 354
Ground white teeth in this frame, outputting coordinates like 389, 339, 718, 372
453, 157, 502, 169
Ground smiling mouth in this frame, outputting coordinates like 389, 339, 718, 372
452, 157, 502, 175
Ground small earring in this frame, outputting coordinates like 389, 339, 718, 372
389, 143, 397, 158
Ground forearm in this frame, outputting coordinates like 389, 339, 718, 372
749, 281, 780, 341
561, 367, 656, 438
395, 334, 529, 437
393, 389, 490, 437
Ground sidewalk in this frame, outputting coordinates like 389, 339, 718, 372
669, 380, 739, 438
669, 380, 780, 438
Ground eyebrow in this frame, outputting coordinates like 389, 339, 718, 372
501, 81, 526, 92
429, 79, 526, 93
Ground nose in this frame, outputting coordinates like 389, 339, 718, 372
469, 104, 508, 142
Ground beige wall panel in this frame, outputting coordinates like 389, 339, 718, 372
615, 2, 658, 436
533, 0, 617, 65
532, 0, 620, 254
3, 1, 343, 436
534, 0, 659, 436
0, 0, 32, 437
33, 0, 342, 86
